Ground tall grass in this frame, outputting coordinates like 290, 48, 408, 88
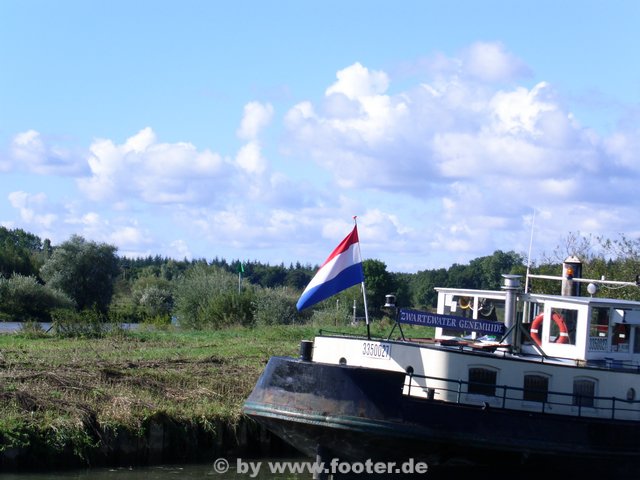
0, 325, 318, 462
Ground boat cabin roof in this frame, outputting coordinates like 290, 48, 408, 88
435, 287, 640, 309
432, 284, 640, 366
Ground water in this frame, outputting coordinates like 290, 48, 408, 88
0, 322, 139, 333
0, 322, 52, 333
0, 462, 307, 480
0, 459, 631, 480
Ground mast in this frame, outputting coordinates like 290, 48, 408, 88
353, 216, 371, 339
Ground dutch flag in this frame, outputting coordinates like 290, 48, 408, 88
296, 225, 365, 311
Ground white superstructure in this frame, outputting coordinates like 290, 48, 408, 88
312, 271, 640, 422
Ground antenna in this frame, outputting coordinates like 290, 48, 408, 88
524, 209, 536, 294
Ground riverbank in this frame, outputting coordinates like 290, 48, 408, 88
0, 324, 345, 471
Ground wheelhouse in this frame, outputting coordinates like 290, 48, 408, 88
434, 287, 640, 367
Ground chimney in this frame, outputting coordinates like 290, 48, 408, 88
502, 274, 521, 346
562, 256, 582, 296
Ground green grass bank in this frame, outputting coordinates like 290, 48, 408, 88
0, 325, 334, 471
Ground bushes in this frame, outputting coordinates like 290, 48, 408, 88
173, 265, 312, 329
50, 308, 109, 338
0, 274, 73, 322
173, 264, 255, 329
252, 287, 303, 326
0, 255, 315, 331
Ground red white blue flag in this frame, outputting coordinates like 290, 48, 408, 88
296, 226, 365, 311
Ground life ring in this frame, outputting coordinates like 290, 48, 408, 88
459, 297, 472, 310
530, 312, 569, 346
479, 299, 495, 317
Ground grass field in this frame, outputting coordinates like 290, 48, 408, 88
0, 322, 399, 468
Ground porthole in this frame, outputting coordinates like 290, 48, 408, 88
627, 387, 636, 401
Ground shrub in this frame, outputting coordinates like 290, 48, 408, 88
17, 321, 48, 338
0, 274, 74, 322
51, 308, 108, 338
252, 287, 303, 326
136, 285, 173, 320
173, 264, 255, 329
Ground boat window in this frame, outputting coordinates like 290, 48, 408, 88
573, 378, 596, 408
441, 295, 505, 339
549, 307, 577, 345
589, 307, 610, 352
478, 298, 500, 321
442, 295, 474, 337
468, 367, 497, 396
522, 302, 544, 344
523, 374, 549, 403
612, 323, 631, 352
634, 328, 640, 354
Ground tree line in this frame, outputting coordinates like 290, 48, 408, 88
2, 226, 640, 329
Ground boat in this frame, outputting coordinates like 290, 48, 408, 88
243, 257, 640, 478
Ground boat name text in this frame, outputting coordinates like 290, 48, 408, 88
399, 309, 506, 335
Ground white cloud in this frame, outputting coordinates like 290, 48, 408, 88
281, 49, 640, 267
286, 56, 611, 200
326, 62, 390, 100
489, 82, 556, 136
604, 129, 640, 171
8, 191, 57, 228
462, 41, 532, 83
4, 41, 640, 272
237, 101, 274, 140
169, 239, 192, 260
235, 141, 267, 175
10, 130, 86, 175
110, 225, 147, 246
78, 127, 229, 204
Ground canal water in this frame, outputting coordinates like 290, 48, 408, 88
0, 462, 306, 480
0, 458, 629, 480
0, 322, 139, 333
0, 322, 52, 333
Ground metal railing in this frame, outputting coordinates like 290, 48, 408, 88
403, 371, 640, 421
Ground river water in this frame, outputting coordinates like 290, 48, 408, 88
0, 460, 605, 480
0, 322, 53, 333
0, 455, 629, 479
0, 322, 139, 333
0, 461, 307, 480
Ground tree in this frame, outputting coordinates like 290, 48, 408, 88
131, 273, 174, 321
285, 268, 313, 290
0, 227, 44, 278
173, 263, 254, 329
363, 259, 394, 316
0, 274, 74, 321
411, 267, 448, 308
40, 235, 120, 314
253, 287, 301, 326
469, 250, 524, 290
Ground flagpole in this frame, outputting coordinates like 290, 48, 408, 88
524, 209, 536, 294
354, 216, 371, 339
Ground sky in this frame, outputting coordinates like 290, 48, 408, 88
1, 0, 639, 273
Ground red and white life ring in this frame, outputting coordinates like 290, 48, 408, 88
530, 312, 569, 346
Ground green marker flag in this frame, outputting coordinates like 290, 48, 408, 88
238, 262, 244, 293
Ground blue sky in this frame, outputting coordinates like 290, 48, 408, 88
1, 0, 639, 272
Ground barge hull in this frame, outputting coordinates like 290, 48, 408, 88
243, 356, 640, 472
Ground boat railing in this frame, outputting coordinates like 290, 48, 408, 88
403, 371, 640, 421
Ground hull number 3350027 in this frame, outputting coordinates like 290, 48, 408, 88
362, 342, 391, 359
